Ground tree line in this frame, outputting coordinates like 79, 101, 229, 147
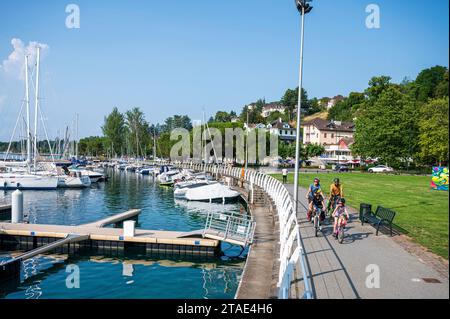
349, 66, 448, 167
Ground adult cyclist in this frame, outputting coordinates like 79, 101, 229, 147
328, 178, 344, 217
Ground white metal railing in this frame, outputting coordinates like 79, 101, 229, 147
203, 211, 256, 247
162, 160, 313, 299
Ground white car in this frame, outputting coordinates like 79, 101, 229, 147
368, 165, 394, 173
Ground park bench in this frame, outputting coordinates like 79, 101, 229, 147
361, 205, 396, 236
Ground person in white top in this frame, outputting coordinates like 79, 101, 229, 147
282, 168, 288, 184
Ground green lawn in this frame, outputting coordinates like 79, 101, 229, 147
271, 172, 449, 259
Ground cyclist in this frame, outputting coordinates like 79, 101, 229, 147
328, 178, 344, 214
310, 189, 326, 223
306, 178, 321, 218
332, 198, 350, 238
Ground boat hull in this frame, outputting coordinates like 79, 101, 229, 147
0, 174, 58, 190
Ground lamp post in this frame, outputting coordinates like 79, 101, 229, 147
293, 0, 313, 215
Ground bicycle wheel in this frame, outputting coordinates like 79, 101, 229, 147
314, 216, 319, 237
338, 227, 344, 243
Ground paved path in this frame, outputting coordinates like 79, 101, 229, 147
286, 184, 449, 299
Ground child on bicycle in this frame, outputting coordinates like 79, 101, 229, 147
309, 189, 326, 222
306, 178, 321, 217
332, 198, 350, 238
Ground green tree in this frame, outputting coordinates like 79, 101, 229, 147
214, 111, 231, 122
327, 92, 365, 121
417, 98, 449, 165
353, 83, 419, 166
414, 66, 449, 102
162, 115, 193, 132
102, 107, 126, 156
266, 111, 289, 123
281, 87, 312, 119
125, 107, 151, 157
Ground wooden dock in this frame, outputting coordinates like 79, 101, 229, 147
0, 209, 220, 282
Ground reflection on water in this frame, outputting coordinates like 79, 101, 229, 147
0, 169, 246, 299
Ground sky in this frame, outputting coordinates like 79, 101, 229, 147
0, 0, 448, 141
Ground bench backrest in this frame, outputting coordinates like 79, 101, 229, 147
374, 206, 396, 222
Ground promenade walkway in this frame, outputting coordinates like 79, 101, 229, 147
286, 184, 449, 299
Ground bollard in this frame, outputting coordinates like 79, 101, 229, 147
123, 220, 135, 237
11, 189, 23, 223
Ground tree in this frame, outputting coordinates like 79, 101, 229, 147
78, 136, 107, 156
214, 111, 232, 122
327, 92, 365, 121
304, 143, 325, 158
281, 87, 312, 119
102, 107, 125, 156
239, 105, 264, 124
414, 66, 449, 102
417, 98, 449, 165
353, 84, 419, 166
125, 107, 151, 157
162, 115, 193, 132
266, 111, 289, 123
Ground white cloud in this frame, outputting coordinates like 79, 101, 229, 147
0, 38, 49, 80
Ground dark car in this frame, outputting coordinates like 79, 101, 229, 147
334, 164, 349, 172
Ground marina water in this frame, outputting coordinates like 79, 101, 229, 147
0, 168, 247, 299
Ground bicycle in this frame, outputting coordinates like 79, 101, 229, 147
335, 215, 348, 244
311, 205, 324, 237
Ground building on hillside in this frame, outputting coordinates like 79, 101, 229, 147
301, 118, 356, 162
244, 118, 296, 143
261, 102, 286, 118
326, 95, 345, 109
267, 118, 296, 142
230, 117, 240, 123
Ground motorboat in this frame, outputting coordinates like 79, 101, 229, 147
69, 167, 105, 183
157, 169, 180, 186
179, 182, 240, 203
57, 171, 91, 188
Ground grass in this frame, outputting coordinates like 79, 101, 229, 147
271, 172, 449, 259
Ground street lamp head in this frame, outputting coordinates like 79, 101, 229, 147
295, 0, 313, 14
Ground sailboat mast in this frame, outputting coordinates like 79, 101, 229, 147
25, 55, 31, 168
76, 113, 79, 159
153, 131, 156, 160
33, 46, 40, 170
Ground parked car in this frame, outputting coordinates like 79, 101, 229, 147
334, 164, 349, 172
368, 165, 394, 173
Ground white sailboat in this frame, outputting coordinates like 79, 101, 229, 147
0, 50, 58, 190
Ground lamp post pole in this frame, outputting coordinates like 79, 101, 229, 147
293, 0, 312, 215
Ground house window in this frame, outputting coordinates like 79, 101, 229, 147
324, 133, 327, 138
331, 133, 334, 138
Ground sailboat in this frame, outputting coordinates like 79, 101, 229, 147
0, 50, 58, 190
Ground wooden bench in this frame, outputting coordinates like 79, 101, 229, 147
361, 205, 396, 236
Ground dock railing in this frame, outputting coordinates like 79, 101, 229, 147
203, 211, 256, 247
167, 161, 313, 299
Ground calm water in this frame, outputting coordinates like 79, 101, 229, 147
0, 169, 247, 299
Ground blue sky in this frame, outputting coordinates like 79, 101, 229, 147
0, 0, 448, 140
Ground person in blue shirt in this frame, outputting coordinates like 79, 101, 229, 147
306, 178, 321, 219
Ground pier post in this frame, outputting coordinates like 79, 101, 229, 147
123, 220, 136, 237
11, 190, 23, 223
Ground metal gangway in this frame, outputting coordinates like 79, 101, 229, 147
203, 211, 256, 248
